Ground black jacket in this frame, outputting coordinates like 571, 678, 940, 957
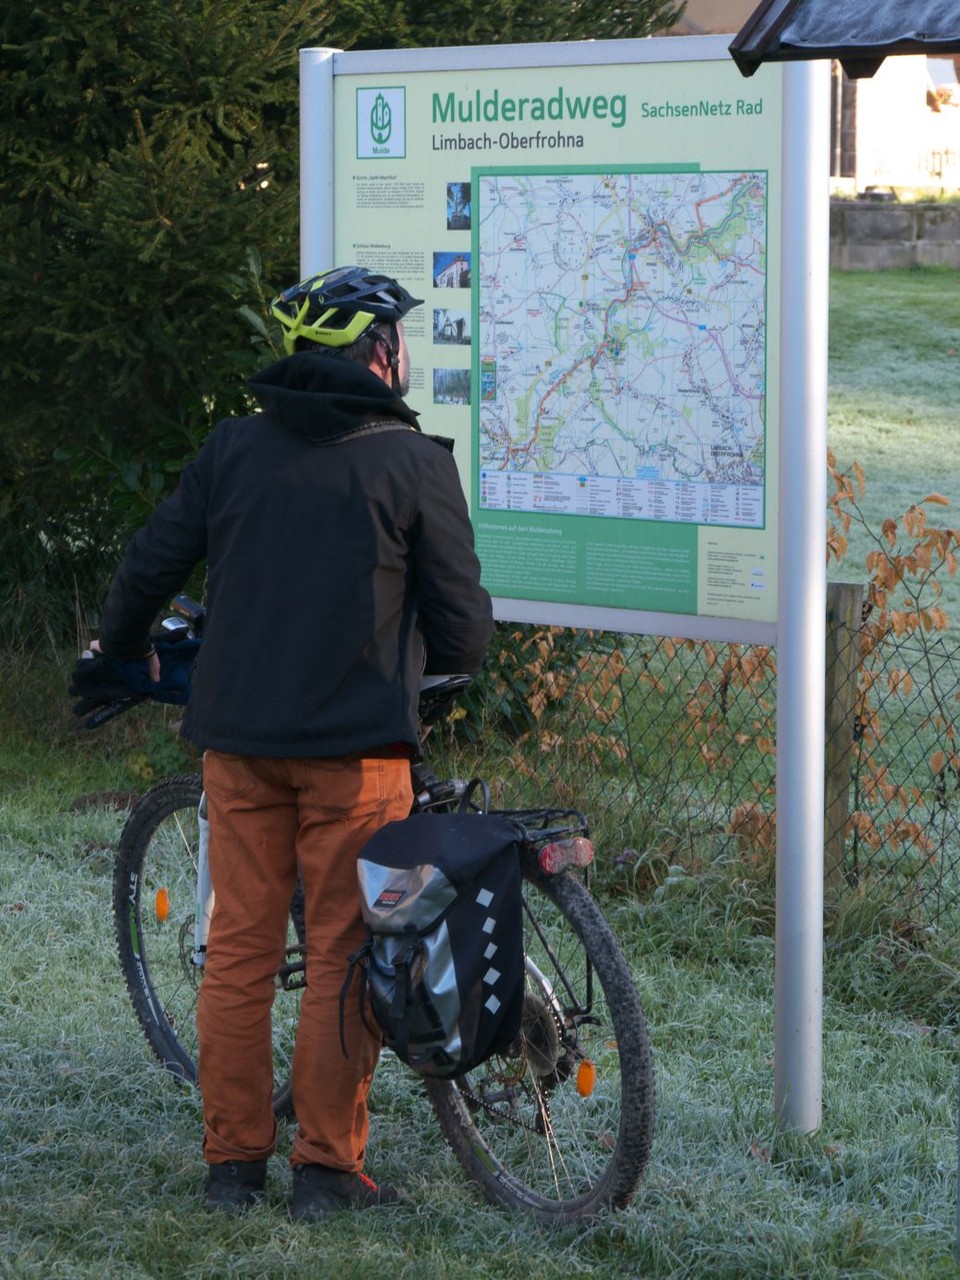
99, 352, 493, 757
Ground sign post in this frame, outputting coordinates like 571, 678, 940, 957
774, 58, 830, 1132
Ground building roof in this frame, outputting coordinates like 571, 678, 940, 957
663, 0, 757, 37
730, 0, 960, 79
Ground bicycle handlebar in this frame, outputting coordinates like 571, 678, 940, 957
80, 596, 472, 730
78, 695, 147, 731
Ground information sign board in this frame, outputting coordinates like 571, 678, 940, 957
326, 41, 783, 641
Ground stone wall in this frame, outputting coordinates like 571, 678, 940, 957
830, 201, 960, 270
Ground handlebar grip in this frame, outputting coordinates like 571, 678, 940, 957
80, 697, 145, 731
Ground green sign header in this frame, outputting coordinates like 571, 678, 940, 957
433, 87, 627, 130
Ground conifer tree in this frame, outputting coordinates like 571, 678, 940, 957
328, 1, 684, 50
0, 0, 329, 633
0, 0, 683, 642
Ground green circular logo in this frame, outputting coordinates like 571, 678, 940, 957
370, 94, 392, 145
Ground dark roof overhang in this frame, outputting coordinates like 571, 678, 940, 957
730, 0, 960, 79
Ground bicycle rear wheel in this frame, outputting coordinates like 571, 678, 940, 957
112, 775, 301, 1116
425, 856, 655, 1222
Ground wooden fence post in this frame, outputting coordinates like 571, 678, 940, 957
823, 582, 864, 891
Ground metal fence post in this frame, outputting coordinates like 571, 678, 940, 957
824, 582, 863, 892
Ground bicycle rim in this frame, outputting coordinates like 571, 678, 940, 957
113, 775, 300, 1114
425, 864, 655, 1222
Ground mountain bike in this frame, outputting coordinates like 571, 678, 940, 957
106, 600, 656, 1223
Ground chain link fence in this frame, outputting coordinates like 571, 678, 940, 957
5, 558, 959, 938
443, 612, 960, 939
846, 626, 960, 929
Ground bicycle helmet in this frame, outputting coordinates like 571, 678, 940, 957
271, 266, 423, 355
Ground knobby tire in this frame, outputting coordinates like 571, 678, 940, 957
114, 781, 655, 1221
112, 775, 298, 1117
425, 858, 655, 1223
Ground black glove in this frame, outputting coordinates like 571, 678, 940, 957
68, 654, 144, 718
68, 637, 201, 725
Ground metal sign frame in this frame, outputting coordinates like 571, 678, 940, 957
300, 37, 830, 1132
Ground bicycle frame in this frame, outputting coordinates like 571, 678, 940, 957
191, 791, 214, 967
109, 599, 656, 1221
185, 775, 598, 1019
185, 760, 474, 979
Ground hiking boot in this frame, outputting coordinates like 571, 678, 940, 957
204, 1159, 268, 1214
290, 1164, 407, 1220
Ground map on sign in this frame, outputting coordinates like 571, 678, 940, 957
477, 169, 768, 528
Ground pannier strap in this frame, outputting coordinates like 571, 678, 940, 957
389, 942, 419, 1064
338, 936, 425, 1061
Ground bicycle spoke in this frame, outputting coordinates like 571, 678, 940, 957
114, 776, 300, 1112
426, 859, 654, 1221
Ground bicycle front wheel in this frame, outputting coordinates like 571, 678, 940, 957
112, 775, 301, 1116
425, 858, 655, 1223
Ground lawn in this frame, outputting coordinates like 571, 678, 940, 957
827, 267, 960, 624
1, 269, 959, 1277
0, 782, 957, 1278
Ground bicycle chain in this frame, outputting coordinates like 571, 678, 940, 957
465, 1000, 575, 1136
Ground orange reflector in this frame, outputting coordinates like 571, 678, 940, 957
155, 888, 171, 922
538, 836, 595, 875
576, 1059, 597, 1097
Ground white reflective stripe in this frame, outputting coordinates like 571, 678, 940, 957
485, 994, 501, 1015
484, 942, 498, 959
483, 967, 501, 986
482, 917, 496, 934
476, 887, 494, 907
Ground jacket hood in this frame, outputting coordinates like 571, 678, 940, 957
247, 351, 419, 443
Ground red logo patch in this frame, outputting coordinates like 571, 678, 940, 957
374, 887, 407, 909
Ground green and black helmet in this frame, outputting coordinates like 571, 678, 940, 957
271, 266, 423, 355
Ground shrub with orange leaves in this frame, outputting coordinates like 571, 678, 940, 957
725, 454, 958, 865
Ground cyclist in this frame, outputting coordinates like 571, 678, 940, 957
93, 267, 493, 1218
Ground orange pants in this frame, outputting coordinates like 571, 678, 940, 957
197, 749, 413, 1170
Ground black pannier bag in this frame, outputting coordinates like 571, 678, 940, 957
343, 810, 525, 1078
